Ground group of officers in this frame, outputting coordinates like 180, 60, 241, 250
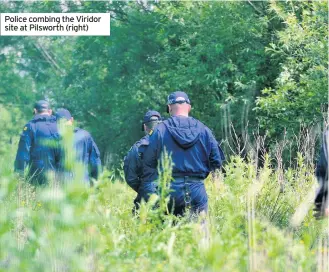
123, 91, 225, 215
14, 100, 101, 186
14, 90, 328, 219
15, 91, 225, 217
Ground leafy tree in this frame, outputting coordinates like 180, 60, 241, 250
256, 1, 328, 138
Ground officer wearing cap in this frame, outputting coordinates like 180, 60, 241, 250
14, 100, 60, 185
55, 108, 101, 184
123, 110, 162, 210
142, 91, 224, 216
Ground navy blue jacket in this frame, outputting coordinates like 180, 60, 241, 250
14, 114, 60, 182
315, 130, 328, 209
142, 116, 224, 182
124, 135, 149, 192
73, 128, 101, 180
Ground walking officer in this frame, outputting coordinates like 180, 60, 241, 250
14, 100, 60, 185
55, 108, 101, 185
124, 110, 162, 210
142, 91, 224, 216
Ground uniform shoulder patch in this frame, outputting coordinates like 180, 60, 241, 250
20, 124, 31, 136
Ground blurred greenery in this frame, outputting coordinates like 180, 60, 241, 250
0, 1, 327, 167
0, 145, 327, 271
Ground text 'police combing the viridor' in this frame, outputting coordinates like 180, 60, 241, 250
5, 15, 100, 32
0, 13, 111, 36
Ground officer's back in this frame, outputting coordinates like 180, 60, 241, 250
74, 127, 101, 181
142, 91, 224, 216
124, 135, 150, 192
55, 108, 101, 183
123, 110, 162, 210
14, 100, 60, 185
143, 116, 222, 181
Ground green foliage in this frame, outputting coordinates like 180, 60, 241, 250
0, 1, 327, 166
256, 1, 328, 138
0, 148, 327, 271
0, 2, 327, 270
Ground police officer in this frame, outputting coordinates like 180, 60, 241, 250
142, 91, 224, 216
124, 110, 162, 209
14, 100, 60, 185
314, 129, 329, 219
55, 108, 101, 184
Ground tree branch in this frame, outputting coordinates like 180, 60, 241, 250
32, 40, 66, 76
247, 0, 264, 16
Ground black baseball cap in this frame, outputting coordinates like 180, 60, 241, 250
142, 110, 161, 131
55, 108, 72, 120
167, 91, 191, 105
34, 100, 50, 111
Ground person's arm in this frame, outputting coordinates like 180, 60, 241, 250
142, 129, 162, 182
123, 146, 141, 192
207, 128, 224, 171
88, 136, 102, 180
14, 123, 33, 173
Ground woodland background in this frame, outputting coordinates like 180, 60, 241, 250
0, 0, 327, 167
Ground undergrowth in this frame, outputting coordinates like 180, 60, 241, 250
0, 145, 328, 271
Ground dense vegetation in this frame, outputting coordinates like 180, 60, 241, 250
0, 1, 327, 166
0, 1, 328, 271
0, 147, 328, 271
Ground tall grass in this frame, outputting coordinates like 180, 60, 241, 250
0, 141, 328, 271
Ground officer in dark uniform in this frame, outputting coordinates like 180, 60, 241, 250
123, 110, 162, 210
142, 91, 224, 216
55, 108, 101, 184
314, 129, 328, 219
14, 100, 60, 185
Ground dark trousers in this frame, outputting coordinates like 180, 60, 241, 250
134, 177, 208, 216
168, 177, 208, 216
